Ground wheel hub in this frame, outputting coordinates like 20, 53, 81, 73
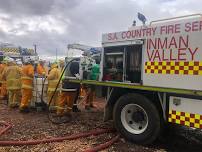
121, 104, 148, 134
132, 111, 145, 122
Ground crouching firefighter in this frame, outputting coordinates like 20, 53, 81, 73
56, 79, 80, 119
56, 60, 80, 120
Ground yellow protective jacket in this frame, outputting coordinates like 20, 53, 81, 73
37, 64, 46, 76
21, 64, 34, 89
2, 65, 22, 90
47, 67, 61, 91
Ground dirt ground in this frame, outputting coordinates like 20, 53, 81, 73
0, 98, 202, 152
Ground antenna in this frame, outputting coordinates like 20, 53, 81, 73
33, 44, 37, 55
132, 20, 136, 26
56, 48, 58, 61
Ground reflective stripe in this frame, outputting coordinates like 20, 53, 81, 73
7, 78, 19, 81
49, 80, 59, 83
48, 88, 60, 92
7, 87, 21, 90
21, 76, 33, 80
21, 76, 33, 89
22, 84, 33, 89
55, 106, 72, 110
61, 88, 77, 92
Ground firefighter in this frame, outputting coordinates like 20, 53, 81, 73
16, 59, 23, 68
0, 61, 4, 96
56, 78, 80, 118
0, 57, 8, 99
2, 58, 22, 108
37, 59, 46, 77
59, 59, 65, 71
20, 58, 34, 112
47, 61, 61, 109
85, 58, 100, 109
57, 60, 80, 118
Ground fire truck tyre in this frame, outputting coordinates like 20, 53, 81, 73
113, 93, 161, 145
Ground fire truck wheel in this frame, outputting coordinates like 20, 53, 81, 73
113, 93, 161, 145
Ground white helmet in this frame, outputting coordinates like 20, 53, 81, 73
24, 57, 32, 63
7, 57, 14, 62
39, 58, 45, 63
16, 60, 22, 65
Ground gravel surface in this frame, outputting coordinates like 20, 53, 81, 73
0, 99, 202, 152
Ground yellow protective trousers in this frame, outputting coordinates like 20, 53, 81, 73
20, 88, 32, 108
0, 82, 7, 98
47, 91, 59, 106
8, 90, 21, 107
85, 87, 95, 107
57, 91, 76, 115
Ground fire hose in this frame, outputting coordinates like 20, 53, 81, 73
0, 59, 120, 150
0, 121, 119, 151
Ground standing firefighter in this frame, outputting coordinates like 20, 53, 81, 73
20, 58, 34, 112
47, 61, 61, 109
0, 57, 8, 99
37, 59, 46, 77
2, 58, 22, 108
59, 59, 65, 71
85, 59, 100, 109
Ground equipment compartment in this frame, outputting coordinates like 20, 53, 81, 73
103, 44, 142, 83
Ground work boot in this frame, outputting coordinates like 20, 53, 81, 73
65, 112, 72, 117
85, 105, 95, 112
64, 113, 72, 122
85, 105, 92, 111
9, 103, 19, 109
49, 106, 57, 112
19, 107, 30, 113
72, 105, 81, 112
89, 104, 95, 108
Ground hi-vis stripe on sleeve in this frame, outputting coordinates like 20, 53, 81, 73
145, 61, 202, 75
168, 110, 202, 129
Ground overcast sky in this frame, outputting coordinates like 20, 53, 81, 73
0, 0, 201, 57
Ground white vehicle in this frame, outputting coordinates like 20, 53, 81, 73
67, 14, 202, 144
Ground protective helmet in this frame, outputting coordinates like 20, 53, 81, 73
2, 56, 9, 64
16, 60, 22, 65
51, 61, 58, 69
7, 57, 15, 65
24, 57, 32, 64
59, 59, 64, 68
39, 58, 45, 63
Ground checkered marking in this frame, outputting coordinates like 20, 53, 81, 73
1, 47, 19, 53
168, 110, 202, 129
145, 61, 202, 75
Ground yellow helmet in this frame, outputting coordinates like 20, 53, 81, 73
2, 56, 9, 64
59, 59, 64, 68
51, 61, 58, 69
